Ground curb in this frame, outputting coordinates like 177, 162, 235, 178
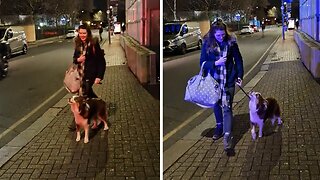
163, 34, 281, 172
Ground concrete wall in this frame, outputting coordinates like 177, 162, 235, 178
199, 20, 210, 37
22, 25, 36, 42
294, 31, 320, 78
120, 35, 157, 84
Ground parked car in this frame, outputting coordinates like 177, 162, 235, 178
163, 21, 202, 54
250, 25, 259, 32
240, 26, 254, 34
0, 26, 28, 58
66, 30, 78, 39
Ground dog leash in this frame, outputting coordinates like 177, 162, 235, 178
237, 84, 251, 99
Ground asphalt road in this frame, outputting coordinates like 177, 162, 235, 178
163, 27, 282, 150
0, 38, 74, 147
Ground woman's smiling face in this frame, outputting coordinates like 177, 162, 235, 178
78, 28, 87, 42
214, 30, 226, 43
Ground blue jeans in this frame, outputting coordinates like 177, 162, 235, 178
213, 87, 235, 135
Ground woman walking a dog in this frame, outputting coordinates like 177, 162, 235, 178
73, 24, 106, 98
69, 24, 106, 130
200, 18, 244, 155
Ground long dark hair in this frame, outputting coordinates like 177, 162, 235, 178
74, 24, 94, 50
203, 18, 232, 54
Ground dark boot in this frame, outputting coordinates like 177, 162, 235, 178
223, 133, 235, 156
212, 123, 223, 140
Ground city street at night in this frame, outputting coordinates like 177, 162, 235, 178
0, 0, 160, 179
164, 29, 320, 180
164, 27, 281, 151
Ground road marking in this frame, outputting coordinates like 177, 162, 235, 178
0, 87, 66, 140
163, 109, 206, 142
163, 34, 281, 143
243, 34, 280, 78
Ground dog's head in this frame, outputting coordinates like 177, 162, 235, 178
249, 91, 267, 118
68, 95, 90, 118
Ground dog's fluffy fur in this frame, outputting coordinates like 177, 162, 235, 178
249, 91, 282, 140
69, 95, 109, 143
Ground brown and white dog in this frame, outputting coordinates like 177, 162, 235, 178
248, 91, 282, 140
68, 95, 109, 143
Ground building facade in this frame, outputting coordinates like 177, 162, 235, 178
125, 0, 160, 49
300, 0, 320, 42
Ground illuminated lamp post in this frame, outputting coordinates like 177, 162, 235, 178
281, 0, 285, 40
107, 0, 112, 44
107, 9, 111, 44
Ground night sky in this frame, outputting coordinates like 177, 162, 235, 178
93, 0, 107, 11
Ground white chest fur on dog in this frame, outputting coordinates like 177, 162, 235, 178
248, 91, 282, 140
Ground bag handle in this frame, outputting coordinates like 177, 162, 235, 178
199, 61, 207, 76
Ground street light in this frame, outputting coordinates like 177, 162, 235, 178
281, 0, 285, 40
107, 9, 111, 44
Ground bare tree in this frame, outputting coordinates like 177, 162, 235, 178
164, 0, 175, 15
177, 0, 269, 20
45, 0, 80, 26
0, 0, 80, 26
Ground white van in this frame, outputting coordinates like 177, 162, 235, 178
288, 19, 295, 30
0, 26, 28, 58
114, 23, 121, 34
163, 21, 202, 54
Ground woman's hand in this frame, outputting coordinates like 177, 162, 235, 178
215, 56, 227, 66
236, 77, 242, 86
94, 78, 102, 84
77, 55, 86, 63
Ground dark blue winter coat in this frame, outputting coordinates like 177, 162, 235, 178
200, 36, 244, 88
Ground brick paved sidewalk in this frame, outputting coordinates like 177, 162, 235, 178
164, 31, 320, 179
0, 35, 160, 179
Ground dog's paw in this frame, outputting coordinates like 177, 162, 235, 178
104, 126, 109, 131
76, 137, 80, 142
84, 138, 89, 144
278, 119, 283, 125
251, 133, 256, 140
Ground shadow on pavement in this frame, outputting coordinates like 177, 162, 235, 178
200, 113, 251, 141
201, 128, 214, 138
242, 125, 283, 176
232, 113, 251, 147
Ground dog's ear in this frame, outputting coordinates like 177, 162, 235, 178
257, 94, 264, 105
256, 94, 267, 119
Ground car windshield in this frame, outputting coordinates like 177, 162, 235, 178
68, 30, 75, 33
164, 24, 181, 35
0, 29, 6, 39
